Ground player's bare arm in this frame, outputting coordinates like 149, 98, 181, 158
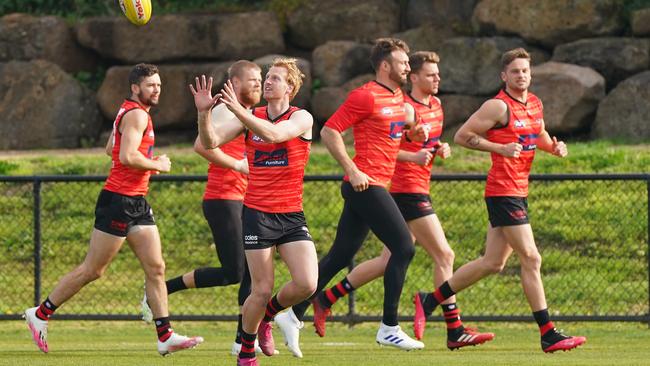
190, 75, 244, 149
220, 80, 312, 143
535, 121, 568, 158
104, 130, 114, 156
119, 109, 170, 173
321, 126, 375, 192
454, 99, 522, 158
193, 136, 248, 174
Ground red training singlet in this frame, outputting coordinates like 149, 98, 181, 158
243, 106, 311, 213
390, 93, 444, 194
485, 89, 543, 197
325, 81, 406, 188
203, 134, 248, 201
104, 99, 155, 196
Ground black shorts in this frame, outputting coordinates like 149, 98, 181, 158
94, 189, 155, 237
242, 205, 313, 250
485, 196, 529, 227
391, 193, 435, 222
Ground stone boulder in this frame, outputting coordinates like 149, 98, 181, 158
552, 38, 650, 90
529, 62, 605, 134
406, 0, 478, 34
287, 0, 400, 50
631, 8, 650, 36
311, 74, 374, 123
0, 13, 98, 73
0, 60, 102, 149
438, 94, 486, 128
392, 23, 459, 53
76, 12, 284, 63
437, 37, 549, 95
97, 63, 231, 130
253, 55, 312, 108
312, 41, 373, 87
593, 71, 650, 142
473, 0, 625, 48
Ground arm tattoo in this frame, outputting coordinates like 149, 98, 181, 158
467, 135, 481, 147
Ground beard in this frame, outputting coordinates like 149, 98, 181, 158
239, 88, 262, 107
137, 91, 159, 107
389, 68, 407, 86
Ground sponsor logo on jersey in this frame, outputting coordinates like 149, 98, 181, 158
517, 133, 538, 151
253, 148, 288, 167
381, 107, 394, 115
514, 120, 525, 128
389, 121, 405, 139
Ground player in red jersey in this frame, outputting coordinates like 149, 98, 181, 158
23, 64, 203, 356
275, 38, 428, 356
191, 57, 317, 366
413, 48, 586, 353
276, 52, 494, 354
139, 60, 268, 355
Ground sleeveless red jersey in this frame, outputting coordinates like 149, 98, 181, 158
325, 81, 406, 188
203, 134, 248, 200
104, 99, 155, 196
485, 89, 544, 197
390, 93, 444, 194
243, 106, 311, 213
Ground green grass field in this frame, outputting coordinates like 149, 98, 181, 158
1, 321, 649, 366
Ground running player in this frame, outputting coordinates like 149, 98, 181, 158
276, 51, 495, 356
23, 63, 203, 356
413, 48, 586, 353
190, 57, 317, 366
140, 60, 267, 355
276, 38, 427, 356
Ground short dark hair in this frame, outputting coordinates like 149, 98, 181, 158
370, 38, 410, 72
228, 60, 261, 80
409, 51, 440, 74
128, 63, 159, 86
501, 48, 530, 70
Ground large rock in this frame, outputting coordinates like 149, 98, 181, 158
0, 13, 98, 73
631, 8, 650, 36
473, 0, 625, 48
287, 0, 400, 49
97, 63, 231, 130
312, 41, 372, 87
76, 12, 284, 63
530, 62, 605, 134
438, 37, 549, 95
593, 71, 650, 142
253, 54, 312, 108
311, 73, 374, 123
552, 38, 650, 90
438, 94, 486, 128
392, 23, 459, 53
406, 0, 478, 34
0, 60, 102, 149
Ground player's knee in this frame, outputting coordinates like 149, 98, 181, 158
438, 248, 455, 270
223, 267, 244, 285
145, 260, 166, 279
396, 243, 416, 262
295, 278, 317, 299
80, 264, 105, 282
520, 251, 542, 271
483, 259, 507, 274
251, 287, 273, 303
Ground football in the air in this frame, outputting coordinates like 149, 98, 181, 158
119, 0, 152, 26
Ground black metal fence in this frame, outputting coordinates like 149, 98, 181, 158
0, 174, 648, 324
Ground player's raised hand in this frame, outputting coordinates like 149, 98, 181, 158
189, 75, 221, 113
408, 123, 429, 142
436, 142, 451, 159
501, 142, 523, 158
219, 80, 246, 115
552, 136, 568, 157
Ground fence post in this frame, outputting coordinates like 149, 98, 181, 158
33, 178, 42, 307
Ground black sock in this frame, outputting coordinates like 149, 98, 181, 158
321, 277, 354, 308
154, 317, 173, 342
533, 309, 555, 337
441, 303, 464, 339
263, 295, 286, 322
425, 282, 456, 314
166, 276, 187, 295
292, 300, 310, 321
36, 297, 58, 320
235, 314, 243, 344
239, 330, 256, 359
